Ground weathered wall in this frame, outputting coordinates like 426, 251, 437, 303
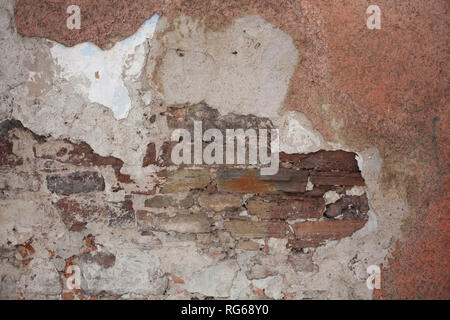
0, 0, 448, 299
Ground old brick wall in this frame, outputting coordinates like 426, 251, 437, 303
0, 103, 370, 299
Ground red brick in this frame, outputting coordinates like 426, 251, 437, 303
61, 292, 75, 300
225, 220, 288, 238
158, 141, 175, 166
247, 196, 324, 219
311, 172, 365, 186
162, 169, 211, 193
287, 239, 325, 249
142, 143, 156, 167
324, 195, 369, 219
217, 169, 308, 194
0, 139, 22, 166
55, 197, 135, 230
142, 141, 174, 167
291, 220, 367, 247
280, 150, 359, 172
198, 194, 242, 212
56, 198, 106, 231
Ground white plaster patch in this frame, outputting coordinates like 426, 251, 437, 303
323, 190, 342, 205
275, 111, 329, 154
155, 15, 298, 118
346, 186, 366, 196
252, 275, 284, 299
50, 14, 159, 120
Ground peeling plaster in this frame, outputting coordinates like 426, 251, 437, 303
50, 14, 159, 120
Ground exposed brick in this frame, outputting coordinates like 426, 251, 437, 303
0, 119, 46, 141
158, 141, 175, 167
108, 198, 135, 227
165, 103, 273, 132
55, 197, 134, 230
247, 196, 324, 219
225, 220, 288, 238
325, 195, 369, 219
56, 198, 103, 231
142, 143, 156, 167
236, 240, 261, 251
280, 150, 359, 172
311, 172, 365, 186
197, 194, 242, 212
35, 139, 133, 183
81, 251, 116, 269
324, 201, 342, 218
217, 168, 308, 194
130, 186, 157, 196
172, 274, 185, 284
46, 171, 105, 195
287, 238, 327, 249
290, 220, 367, 248
144, 194, 194, 209
0, 139, 22, 167
162, 169, 211, 193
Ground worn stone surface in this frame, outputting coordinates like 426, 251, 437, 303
291, 220, 368, 248
185, 260, 239, 297
247, 196, 324, 220
162, 169, 211, 193
46, 171, 105, 195
280, 150, 359, 172
198, 194, 242, 212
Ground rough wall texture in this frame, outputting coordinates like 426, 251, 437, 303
0, 0, 448, 299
